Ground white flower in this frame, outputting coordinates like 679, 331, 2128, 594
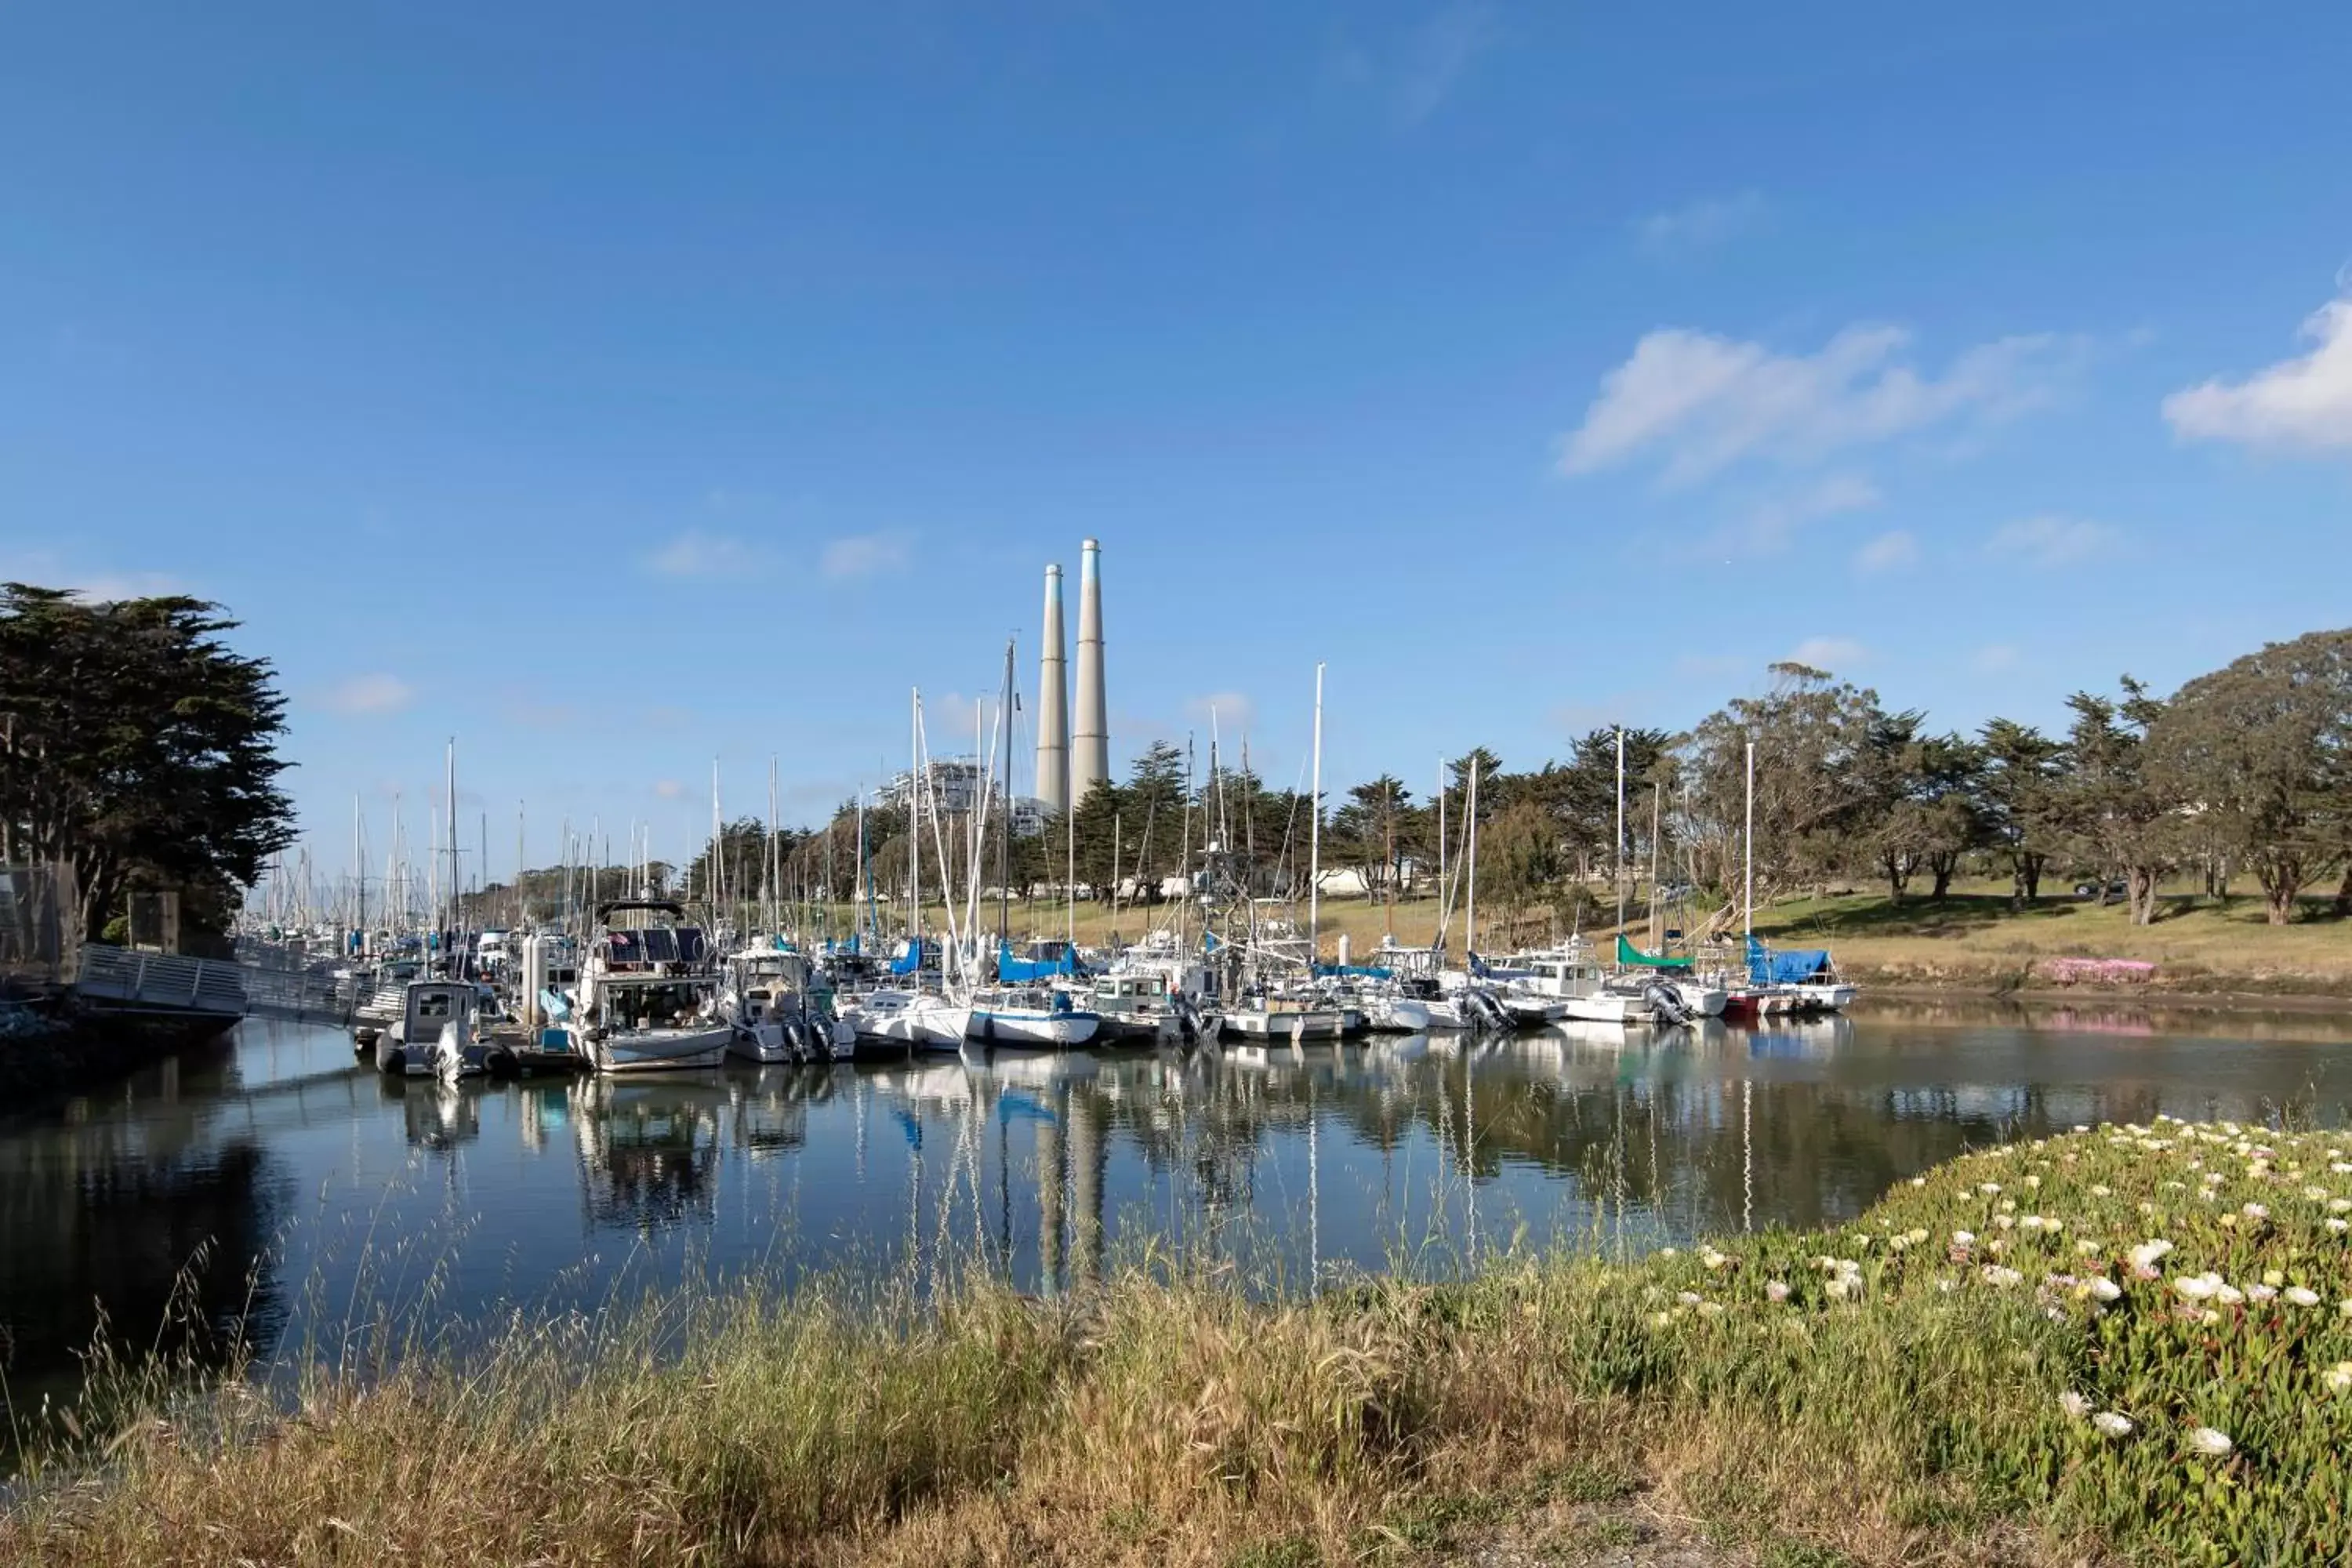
1700, 1247, 1730, 1271
2330, 1198, 2351, 1214
2187, 1427, 2233, 1458
1697, 1301, 1725, 1318
2090, 1278, 2123, 1303
2286, 1286, 2321, 1308
1980, 1183, 2002, 1195
2263, 1269, 2286, 1287
2216, 1283, 2246, 1307
1676, 1291, 1703, 1306
2244, 1203, 2270, 1221
2089, 1185, 2112, 1198
2325, 1362, 2352, 1392
1658, 1247, 1679, 1258
1994, 1214, 2016, 1230
1910, 1176, 1926, 1187
2305, 1186, 2332, 1202
1982, 1265, 2024, 1289
2129, 1240, 2174, 1269
2076, 1240, 2103, 1257
2174, 1273, 2222, 1302
1766, 1280, 1790, 1303
2332, 1219, 2350, 1235
1953, 1230, 1976, 1248
2092, 1412, 2134, 1438
2060, 1392, 2092, 1419
2333, 1162, 2352, 1175
2245, 1284, 2275, 1304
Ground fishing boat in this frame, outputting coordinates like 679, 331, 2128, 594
372, 978, 480, 1077
557, 899, 731, 1073
1088, 965, 1215, 1044
1494, 949, 1657, 1025
1222, 991, 1349, 1040
720, 947, 856, 1063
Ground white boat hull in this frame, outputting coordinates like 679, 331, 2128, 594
577, 1024, 731, 1073
967, 1008, 1100, 1047
1224, 1007, 1347, 1040
1671, 981, 1729, 1018
1558, 993, 1653, 1025
1794, 982, 1857, 1011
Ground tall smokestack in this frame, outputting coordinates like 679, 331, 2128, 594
1035, 563, 1069, 814
1073, 538, 1109, 795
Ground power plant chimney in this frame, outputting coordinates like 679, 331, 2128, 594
1035, 563, 1069, 814
1073, 538, 1110, 797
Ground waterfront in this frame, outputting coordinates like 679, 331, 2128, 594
7, 998, 2352, 1424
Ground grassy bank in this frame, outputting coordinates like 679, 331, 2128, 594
12, 1121, 2352, 1565
1751, 887, 2352, 997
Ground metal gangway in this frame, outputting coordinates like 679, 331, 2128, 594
72, 943, 357, 1025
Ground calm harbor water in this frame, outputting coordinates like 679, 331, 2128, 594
6, 1000, 2352, 1421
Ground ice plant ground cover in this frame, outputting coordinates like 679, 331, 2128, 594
6, 1117, 2350, 1565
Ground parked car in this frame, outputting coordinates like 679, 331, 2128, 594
2074, 879, 2129, 899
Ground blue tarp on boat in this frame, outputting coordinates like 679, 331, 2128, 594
1746, 935, 1833, 985
997, 941, 1085, 982
889, 938, 928, 976
1312, 964, 1395, 980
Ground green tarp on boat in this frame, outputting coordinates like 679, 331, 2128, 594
1617, 935, 1694, 970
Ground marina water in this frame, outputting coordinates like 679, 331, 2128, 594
7, 1001, 2352, 1426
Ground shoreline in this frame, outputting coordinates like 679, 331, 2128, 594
7, 1120, 2347, 1565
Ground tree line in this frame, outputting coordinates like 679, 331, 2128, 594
668, 626, 2352, 937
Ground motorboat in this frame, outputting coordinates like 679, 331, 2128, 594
720, 947, 857, 1063
1222, 993, 1349, 1041
372, 978, 480, 1078
554, 899, 731, 1073
1744, 936, 1858, 1013
1493, 950, 1657, 1025
1088, 967, 1214, 1045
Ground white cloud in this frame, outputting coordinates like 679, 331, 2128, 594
1786, 637, 1864, 673
1726, 473, 1880, 555
2163, 293, 2352, 453
820, 531, 912, 581
1853, 529, 1919, 576
0, 554, 185, 602
1394, 3, 1494, 124
1185, 692, 1258, 736
323, 673, 415, 716
1635, 191, 1766, 257
645, 530, 771, 579
1973, 644, 2022, 673
1986, 514, 2124, 569
1558, 324, 2083, 485
1325, 3, 1494, 127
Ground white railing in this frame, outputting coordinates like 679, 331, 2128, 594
74, 944, 354, 1023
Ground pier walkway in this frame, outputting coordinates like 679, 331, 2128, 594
72, 944, 354, 1025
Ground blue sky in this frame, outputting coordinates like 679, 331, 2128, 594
7, 2, 2351, 880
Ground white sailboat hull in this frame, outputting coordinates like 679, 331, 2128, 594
1557, 992, 1653, 1025
967, 1007, 1100, 1047
1224, 1007, 1347, 1040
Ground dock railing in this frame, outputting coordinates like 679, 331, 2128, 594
73, 943, 356, 1025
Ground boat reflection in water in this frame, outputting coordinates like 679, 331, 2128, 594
13, 1000, 2352, 1419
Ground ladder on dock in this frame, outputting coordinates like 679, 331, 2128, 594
72, 944, 356, 1025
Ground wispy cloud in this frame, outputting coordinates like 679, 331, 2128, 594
1986, 514, 2125, 569
1974, 643, 2022, 673
1325, 3, 1495, 127
1853, 528, 1919, 576
1723, 473, 1880, 555
645, 530, 772, 579
1635, 191, 1767, 258
2163, 290, 2352, 454
1558, 323, 2085, 486
1786, 637, 1865, 673
1185, 692, 1258, 736
652, 779, 687, 801
323, 673, 416, 716
820, 531, 913, 581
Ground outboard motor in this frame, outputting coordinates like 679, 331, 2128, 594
783, 1019, 808, 1062
1642, 981, 1691, 1028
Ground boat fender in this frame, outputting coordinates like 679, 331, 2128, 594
486, 1048, 518, 1078
381, 1047, 406, 1075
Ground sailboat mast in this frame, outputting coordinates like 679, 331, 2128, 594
1613, 728, 1626, 938
445, 738, 458, 945
996, 637, 1014, 950
1436, 758, 1447, 947
909, 693, 921, 942
1308, 662, 1324, 967
1465, 756, 1479, 960
1743, 738, 1755, 938
1649, 779, 1662, 950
